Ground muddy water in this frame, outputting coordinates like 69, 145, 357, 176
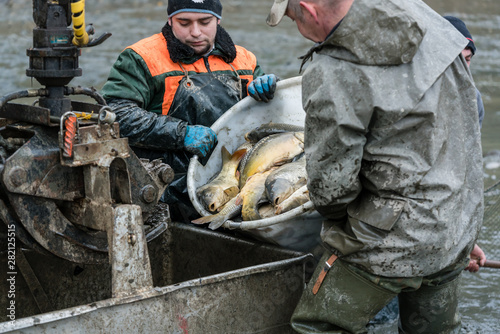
0, 0, 499, 332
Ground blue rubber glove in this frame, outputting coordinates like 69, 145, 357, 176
183, 125, 218, 161
248, 74, 278, 103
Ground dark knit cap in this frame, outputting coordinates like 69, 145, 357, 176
444, 16, 476, 55
168, 0, 222, 19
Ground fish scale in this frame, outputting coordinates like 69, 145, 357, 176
239, 131, 304, 188
196, 146, 246, 213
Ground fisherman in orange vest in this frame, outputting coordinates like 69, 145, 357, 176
101, 0, 277, 221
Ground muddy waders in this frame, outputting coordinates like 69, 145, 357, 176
291, 252, 465, 334
398, 273, 462, 334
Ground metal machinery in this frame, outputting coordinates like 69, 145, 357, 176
0, 0, 174, 297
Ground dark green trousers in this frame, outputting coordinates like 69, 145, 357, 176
291, 252, 465, 334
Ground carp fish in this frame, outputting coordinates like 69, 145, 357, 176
275, 185, 310, 215
196, 146, 246, 213
245, 122, 305, 144
265, 156, 307, 206
236, 169, 275, 221
191, 196, 242, 230
236, 141, 255, 176
240, 131, 304, 188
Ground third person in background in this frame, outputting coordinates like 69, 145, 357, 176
444, 15, 487, 272
444, 15, 485, 128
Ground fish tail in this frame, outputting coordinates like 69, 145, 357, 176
209, 204, 242, 230
191, 215, 215, 225
208, 218, 227, 230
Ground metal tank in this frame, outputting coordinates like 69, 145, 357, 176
1, 222, 312, 333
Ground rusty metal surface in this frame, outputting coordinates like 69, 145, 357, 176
2, 124, 84, 201
14, 249, 53, 314
0, 223, 312, 333
71, 101, 106, 115
6, 193, 109, 264
0, 119, 173, 264
1, 262, 306, 334
0, 103, 57, 127
61, 123, 129, 167
109, 205, 153, 298
0, 200, 52, 257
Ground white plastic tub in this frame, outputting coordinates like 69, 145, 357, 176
187, 76, 323, 253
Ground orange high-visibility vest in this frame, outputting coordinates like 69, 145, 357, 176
129, 33, 257, 115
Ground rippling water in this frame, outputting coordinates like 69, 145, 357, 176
0, 0, 499, 332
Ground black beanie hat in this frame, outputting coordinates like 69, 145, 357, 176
168, 0, 222, 19
444, 16, 476, 55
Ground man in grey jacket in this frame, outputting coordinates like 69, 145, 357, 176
267, 0, 484, 333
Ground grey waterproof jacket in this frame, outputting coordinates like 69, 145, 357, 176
302, 0, 484, 277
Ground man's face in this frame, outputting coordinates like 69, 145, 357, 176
169, 12, 220, 55
462, 48, 473, 66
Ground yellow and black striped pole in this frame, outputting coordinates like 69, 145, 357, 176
71, 0, 89, 47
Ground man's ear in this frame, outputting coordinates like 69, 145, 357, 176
168, 18, 172, 26
299, 1, 319, 23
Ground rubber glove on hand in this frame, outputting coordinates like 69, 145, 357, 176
183, 125, 218, 161
248, 74, 278, 103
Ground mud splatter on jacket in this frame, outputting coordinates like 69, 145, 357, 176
302, 0, 484, 277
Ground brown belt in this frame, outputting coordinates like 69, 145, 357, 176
312, 253, 338, 295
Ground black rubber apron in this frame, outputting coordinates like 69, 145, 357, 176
162, 62, 248, 220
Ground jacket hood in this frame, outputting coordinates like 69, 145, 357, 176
162, 23, 237, 64
302, 0, 469, 106
323, 0, 425, 65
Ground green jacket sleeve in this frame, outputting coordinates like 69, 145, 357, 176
253, 62, 266, 79
101, 48, 155, 108
101, 49, 187, 151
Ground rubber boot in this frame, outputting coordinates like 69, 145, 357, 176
398, 275, 462, 334
291, 254, 397, 334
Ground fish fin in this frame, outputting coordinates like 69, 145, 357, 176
231, 148, 247, 162
191, 215, 214, 225
224, 186, 239, 196
274, 206, 282, 215
221, 146, 231, 165
223, 186, 239, 201
297, 176, 308, 187
235, 194, 242, 206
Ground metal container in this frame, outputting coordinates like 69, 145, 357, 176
1, 222, 313, 333
187, 76, 323, 253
